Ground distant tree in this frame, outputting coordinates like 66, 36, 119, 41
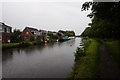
11, 29, 22, 42
48, 33, 58, 39
52, 35, 58, 39
58, 30, 66, 34
58, 30, 75, 37
81, 27, 91, 37
48, 33, 53, 37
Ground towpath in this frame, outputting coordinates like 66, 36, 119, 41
99, 43, 120, 78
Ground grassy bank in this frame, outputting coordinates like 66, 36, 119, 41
67, 38, 100, 79
104, 40, 120, 67
2, 39, 58, 50
2, 41, 44, 50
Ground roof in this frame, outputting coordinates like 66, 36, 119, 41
26, 27, 38, 31
0, 22, 12, 28
53, 32, 57, 33
39, 29, 48, 32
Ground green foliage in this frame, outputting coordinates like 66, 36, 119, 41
67, 38, 100, 79
42, 34, 46, 41
52, 35, 58, 39
74, 47, 85, 61
11, 29, 22, 42
30, 36, 34, 41
48, 33, 53, 37
48, 33, 58, 39
2, 41, 45, 50
58, 30, 75, 37
58, 30, 66, 34
81, 2, 120, 39
2, 42, 31, 49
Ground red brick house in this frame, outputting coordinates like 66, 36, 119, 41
20, 27, 39, 41
0, 22, 12, 43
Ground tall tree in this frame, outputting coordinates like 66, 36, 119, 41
81, 2, 120, 39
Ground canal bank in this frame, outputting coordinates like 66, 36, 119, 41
67, 38, 100, 79
67, 38, 120, 79
2, 38, 81, 78
2, 40, 53, 50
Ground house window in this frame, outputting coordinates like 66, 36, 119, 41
7, 28, 10, 33
4, 28, 7, 32
8, 39, 11, 43
26, 32, 29, 34
31, 32, 34, 34
39, 32, 41, 35
34, 32, 36, 34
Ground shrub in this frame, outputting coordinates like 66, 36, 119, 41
74, 47, 85, 61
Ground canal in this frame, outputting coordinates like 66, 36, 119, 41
2, 38, 81, 78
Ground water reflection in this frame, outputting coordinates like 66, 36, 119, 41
2, 50, 13, 62
2, 38, 81, 78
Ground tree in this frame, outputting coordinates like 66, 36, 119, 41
52, 35, 58, 39
48, 33, 58, 39
11, 29, 22, 42
30, 36, 34, 41
81, 2, 120, 39
58, 30, 75, 37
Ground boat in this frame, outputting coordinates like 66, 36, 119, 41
68, 36, 75, 39
59, 37, 70, 42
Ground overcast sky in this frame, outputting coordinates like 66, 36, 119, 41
1, 0, 92, 35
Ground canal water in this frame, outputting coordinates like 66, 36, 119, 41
2, 38, 81, 78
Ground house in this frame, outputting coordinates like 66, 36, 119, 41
20, 27, 39, 41
39, 29, 48, 41
0, 22, 12, 43
52, 32, 57, 35
39, 29, 48, 35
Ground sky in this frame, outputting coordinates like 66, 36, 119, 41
0, 0, 92, 35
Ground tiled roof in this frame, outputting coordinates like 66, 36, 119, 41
26, 27, 38, 31
0, 22, 12, 28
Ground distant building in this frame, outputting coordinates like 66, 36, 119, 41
0, 22, 12, 43
20, 27, 39, 41
39, 29, 48, 41
52, 32, 57, 35
39, 29, 48, 35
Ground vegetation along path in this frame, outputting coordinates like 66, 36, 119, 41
99, 43, 120, 78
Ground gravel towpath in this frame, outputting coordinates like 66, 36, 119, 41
99, 43, 120, 78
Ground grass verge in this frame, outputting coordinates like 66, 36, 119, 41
2, 41, 44, 50
67, 38, 100, 79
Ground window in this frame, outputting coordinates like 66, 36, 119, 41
34, 32, 36, 34
4, 28, 6, 32
26, 32, 29, 34
6, 28, 10, 33
31, 32, 34, 34
39, 32, 42, 35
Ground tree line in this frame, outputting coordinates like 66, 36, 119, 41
58, 30, 75, 37
81, 2, 120, 39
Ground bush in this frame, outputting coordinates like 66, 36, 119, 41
74, 47, 85, 61
30, 36, 34, 41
